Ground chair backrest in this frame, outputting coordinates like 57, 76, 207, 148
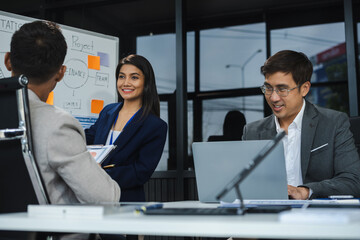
0, 76, 49, 213
349, 116, 360, 157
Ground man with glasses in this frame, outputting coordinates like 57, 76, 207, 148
243, 50, 360, 200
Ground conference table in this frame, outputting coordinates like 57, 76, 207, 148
0, 201, 359, 239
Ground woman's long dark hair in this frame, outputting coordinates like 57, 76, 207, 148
115, 54, 160, 118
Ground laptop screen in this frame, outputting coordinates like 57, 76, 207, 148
192, 140, 288, 203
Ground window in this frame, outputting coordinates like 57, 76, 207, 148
200, 23, 266, 91
137, 33, 195, 94
271, 23, 349, 113
137, 34, 176, 94
137, 33, 195, 170
203, 96, 263, 142
200, 23, 266, 142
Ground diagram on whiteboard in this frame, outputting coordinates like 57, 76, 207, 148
63, 59, 89, 89
0, 11, 119, 129
55, 31, 118, 130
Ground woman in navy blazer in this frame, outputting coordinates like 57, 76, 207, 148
86, 54, 167, 202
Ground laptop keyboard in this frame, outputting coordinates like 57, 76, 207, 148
143, 207, 239, 215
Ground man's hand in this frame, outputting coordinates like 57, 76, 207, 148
288, 185, 309, 200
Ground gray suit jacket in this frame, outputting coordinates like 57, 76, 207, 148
243, 100, 360, 198
29, 90, 120, 204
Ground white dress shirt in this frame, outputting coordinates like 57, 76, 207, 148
106, 130, 121, 145
275, 99, 306, 187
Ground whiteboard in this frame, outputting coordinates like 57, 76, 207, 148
0, 10, 118, 128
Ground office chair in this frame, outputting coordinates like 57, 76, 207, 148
0, 75, 49, 214
349, 116, 360, 157
0, 76, 99, 240
0, 76, 51, 240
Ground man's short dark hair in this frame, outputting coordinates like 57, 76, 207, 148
10, 20, 67, 84
261, 50, 313, 86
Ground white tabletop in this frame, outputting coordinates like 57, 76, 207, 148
0, 201, 359, 239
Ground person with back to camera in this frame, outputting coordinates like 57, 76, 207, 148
4, 20, 120, 204
86, 54, 168, 202
208, 110, 246, 141
242, 50, 360, 200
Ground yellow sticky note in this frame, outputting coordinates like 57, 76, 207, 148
88, 55, 100, 70
91, 99, 104, 114
46, 91, 54, 105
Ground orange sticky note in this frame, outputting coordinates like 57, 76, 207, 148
91, 99, 104, 114
88, 55, 100, 70
46, 91, 54, 105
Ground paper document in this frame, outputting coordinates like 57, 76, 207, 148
220, 199, 360, 208
220, 199, 308, 208
279, 208, 360, 224
87, 145, 116, 163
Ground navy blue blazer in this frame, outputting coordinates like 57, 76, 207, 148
85, 103, 167, 202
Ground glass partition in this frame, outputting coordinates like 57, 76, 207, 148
271, 22, 349, 113
200, 23, 266, 91
137, 33, 194, 170
202, 96, 264, 142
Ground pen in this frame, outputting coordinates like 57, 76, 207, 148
103, 164, 115, 169
310, 143, 328, 153
329, 195, 354, 199
137, 203, 163, 212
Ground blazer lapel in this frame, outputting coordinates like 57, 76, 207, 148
301, 100, 319, 180
113, 108, 145, 151
98, 103, 123, 144
259, 115, 277, 139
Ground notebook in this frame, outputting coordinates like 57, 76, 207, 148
192, 140, 288, 203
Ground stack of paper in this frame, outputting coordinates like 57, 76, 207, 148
28, 203, 134, 220
28, 205, 105, 220
87, 145, 116, 163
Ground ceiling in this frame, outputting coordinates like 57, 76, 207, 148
0, 0, 354, 38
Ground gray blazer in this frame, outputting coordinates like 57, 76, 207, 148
29, 90, 120, 204
243, 100, 360, 198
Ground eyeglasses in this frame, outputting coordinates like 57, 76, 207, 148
260, 85, 300, 97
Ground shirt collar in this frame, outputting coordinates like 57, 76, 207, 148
275, 99, 306, 132
28, 89, 41, 101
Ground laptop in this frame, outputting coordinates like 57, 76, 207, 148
192, 140, 288, 203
